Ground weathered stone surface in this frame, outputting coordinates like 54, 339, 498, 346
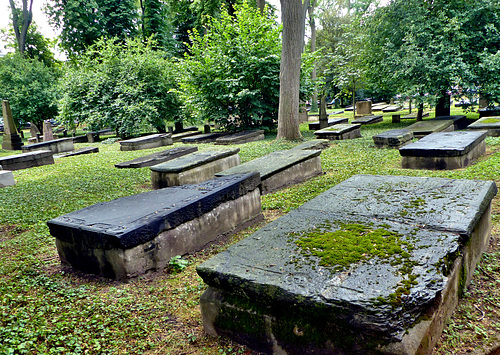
356, 101, 372, 115
59, 147, 99, 158
352, 115, 383, 125
172, 130, 202, 142
372, 103, 389, 111
314, 124, 362, 140
308, 117, 348, 131
150, 148, 240, 189
405, 120, 454, 138
0, 170, 15, 188
197, 174, 497, 354
115, 146, 198, 169
22, 137, 74, 154
48, 173, 262, 279
479, 106, 500, 118
401, 112, 429, 119
216, 149, 322, 194
119, 133, 173, 151
215, 130, 265, 145
382, 105, 402, 112
468, 116, 500, 137
29, 123, 40, 141
42, 121, 54, 142
292, 139, 330, 151
0, 150, 54, 171
373, 129, 413, 148
181, 132, 230, 144
431, 115, 468, 130
2, 100, 23, 150
400, 131, 487, 170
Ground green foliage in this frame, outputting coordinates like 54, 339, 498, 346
0, 53, 60, 128
58, 37, 181, 137
140, 0, 176, 53
182, 1, 285, 131
46, 0, 138, 57
168, 255, 190, 272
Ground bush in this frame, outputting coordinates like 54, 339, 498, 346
181, 2, 282, 131
58, 38, 181, 138
0, 53, 60, 130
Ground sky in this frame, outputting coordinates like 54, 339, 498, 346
1, 0, 282, 55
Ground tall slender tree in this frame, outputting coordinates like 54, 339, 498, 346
8, 0, 34, 55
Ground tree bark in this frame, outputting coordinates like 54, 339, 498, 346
277, 0, 309, 141
435, 90, 451, 117
256, 0, 266, 14
308, 1, 318, 113
417, 103, 424, 121
9, 0, 34, 54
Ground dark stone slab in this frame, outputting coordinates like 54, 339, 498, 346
181, 132, 230, 144
172, 130, 202, 142
0, 150, 54, 171
308, 117, 348, 131
115, 146, 198, 169
150, 148, 240, 188
215, 149, 322, 194
2, 100, 24, 150
48, 173, 262, 279
405, 120, 454, 138
21, 137, 74, 154
59, 147, 99, 158
373, 129, 413, 148
399, 131, 487, 157
292, 139, 330, 150
352, 115, 383, 125
215, 130, 265, 145
72, 135, 88, 143
382, 105, 402, 112
197, 174, 497, 353
479, 106, 500, 118
314, 124, 362, 140
431, 115, 468, 130
119, 133, 173, 151
468, 116, 500, 136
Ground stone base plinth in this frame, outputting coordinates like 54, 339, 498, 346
150, 149, 240, 189
2, 134, 24, 150
0, 150, 54, 170
467, 116, 500, 137
373, 129, 414, 149
22, 138, 74, 154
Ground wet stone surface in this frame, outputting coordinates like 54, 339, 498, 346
405, 120, 454, 138
115, 147, 197, 168
352, 115, 383, 125
399, 131, 487, 157
373, 129, 413, 148
197, 174, 497, 347
431, 115, 468, 130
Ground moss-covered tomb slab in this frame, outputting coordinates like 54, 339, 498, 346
197, 174, 497, 354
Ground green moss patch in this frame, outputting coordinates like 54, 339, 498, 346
294, 222, 413, 272
480, 118, 500, 124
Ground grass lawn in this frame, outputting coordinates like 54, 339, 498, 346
1, 107, 499, 354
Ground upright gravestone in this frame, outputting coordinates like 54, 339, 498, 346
319, 96, 328, 129
29, 123, 41, 142
2, 100, 23, 150
356, 101, 372, 115
42, 121, 54, 142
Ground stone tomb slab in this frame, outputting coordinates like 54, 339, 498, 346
401, 112, 430, 119
0, 170, 15, 187
0, 150, 54, 171
181, 132, 229, 144
150, 148, 240, 189
292, 139, 330, 151
22, 137, 74, 154
399, 131, 487, 170
197, 174, 497, 354
171, 130, 202, 142
115, 146, 198, 169
215, 149, 322, 195
352, 114, 383, 125
468, 116, 500, 137
431, 115, 468, 130
373, 129, 413, 148
119, 133, 173, 151
405, 119, 454, 139
308, 117, 348, 131
215, 130, 265, 145
48, 173, 262, 279
382, 105, 402, 112
314, 123, 362, 140
59, 147, 99, 158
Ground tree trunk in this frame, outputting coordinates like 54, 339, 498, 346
417, 103, 424, 121
277, 0, 308, 141
256, 0, 266, 14
308, 1, 318, 113
435, 90, 451, 117
352, 82, 356, 120
9, 0, 34, 54
408, 97, 412, 114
